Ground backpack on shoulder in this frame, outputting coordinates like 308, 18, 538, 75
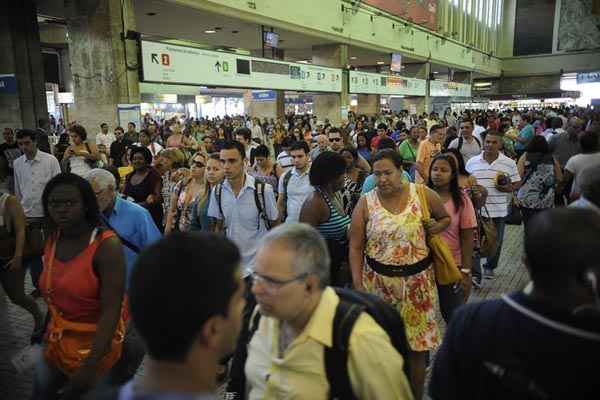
225, 287, 412, 400
458, 135, 481, 152
281, 169, 294, 221
215, 178, 272, 230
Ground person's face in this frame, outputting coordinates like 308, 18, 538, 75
127, 123, 134, 132
101, 125, 108, 134
114, 129, 124, 141
418, 128, 428, 141
148, 125, 157, 135
518, 118, 526, 129
47, 184, 86, 230
430, 128, 444, 144
460, 122, 473, 137
140, 133, 150, 146
203, 137, 213, 148
254, 156, 267, 167
328, 133, 343, 151
409, 128, 419, 141
17, 136, 36, 157
399, 131, 408, 141
220, 148, 245, 180
303, 130, 312, 141
69, 132, 83, 145
131, 152, 147, 170
357, 135, 367, 147
377, 128, 387, 137
373, 158, 404, 195
341, 150, 355, 169
430, 159, 453, 188
290, 149, 309, 171
190, 155, 206, 179
235, 134, 247, 147
206, 158, 224, 185
483, 134, 502, 154
252, 241, 313, 321
91, 180, 116, 213
317, 136, 329, 150
3, 129, 14, 144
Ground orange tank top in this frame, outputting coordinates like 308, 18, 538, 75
40, 229, 116, 323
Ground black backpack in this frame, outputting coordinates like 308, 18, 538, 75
215, 178, 272, 230
226, 287, 412, 400
280, 169, 294, 221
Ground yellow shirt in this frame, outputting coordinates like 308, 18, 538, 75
245, 287, 414, 400
416, 139, 441, 183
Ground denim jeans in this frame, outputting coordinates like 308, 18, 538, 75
472, 217, 507, 280
437, 281, 465, 323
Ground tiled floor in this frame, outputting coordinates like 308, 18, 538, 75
0, 225, 527, 400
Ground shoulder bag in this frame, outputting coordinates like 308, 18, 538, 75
416, 184, 462, 285
43, 229, 126, 376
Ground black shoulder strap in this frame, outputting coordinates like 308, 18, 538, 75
474, 136, 481, 147
282, 169, 293, 220
215, 183, 224, 220
253, 179, 271, 230
324, 301, 364, 400
458, 136, 464, 151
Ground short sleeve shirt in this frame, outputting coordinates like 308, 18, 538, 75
440, 193, 477, 265
398, 140, 418, 163
416, 139, 441, 183
466, 153, 520, 218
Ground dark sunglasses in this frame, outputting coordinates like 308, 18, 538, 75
192, 161, 206, 168
329, 137, 342, 142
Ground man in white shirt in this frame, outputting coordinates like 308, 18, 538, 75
276, 136, 295, 171
448, 118, 482, 163
250, 118, 265, 144
96, 122, 116, 149
235, 128, 259, 163
466, 129, 520, 284
14, 129, 61, 293
278, 141, 313, 223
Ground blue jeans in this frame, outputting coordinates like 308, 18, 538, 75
437, 282, 465, 323
472, 217, 506, 279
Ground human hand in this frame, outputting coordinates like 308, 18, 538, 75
5, 255, 22, 271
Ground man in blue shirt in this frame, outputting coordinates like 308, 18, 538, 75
86, 168, 161, 286
514, 115, 535, 158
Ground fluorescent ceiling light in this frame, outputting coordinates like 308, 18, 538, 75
376, 61, 385, 65
204, 30, 216, 34
433, 71, 439, 74
350, 56, 357, 60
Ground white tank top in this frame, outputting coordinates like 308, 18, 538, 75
69, 155, 92, 177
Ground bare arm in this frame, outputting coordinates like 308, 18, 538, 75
298, 193, 328, 227
276, 195, 286, 223
349, 197, 368, 290
6, 196, 26, 271
164, 190, 180, 234
425, 187, 451, 234
357, 155, 372, 173
517, 154, 526, 179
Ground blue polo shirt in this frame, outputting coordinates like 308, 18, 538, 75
515, 124, 535, 151
103, 196, 162, 287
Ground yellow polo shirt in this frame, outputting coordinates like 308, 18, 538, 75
245, 287, 414, 400
416, 139, 441, 183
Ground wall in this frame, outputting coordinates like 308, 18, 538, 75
557, 0, 600, 51
171, 0, 502, 76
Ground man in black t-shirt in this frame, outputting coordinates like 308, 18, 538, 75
430, 208, 600, 400
109, 126, 132, 167
0, 128, 23, 193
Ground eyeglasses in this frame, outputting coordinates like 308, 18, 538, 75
329, 137, 342, 142
251, 271, 308, 294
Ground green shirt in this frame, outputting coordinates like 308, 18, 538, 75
398, 140, 418, 162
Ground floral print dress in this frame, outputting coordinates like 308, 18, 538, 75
362, 184, 441, 351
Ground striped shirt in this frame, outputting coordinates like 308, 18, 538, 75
466, 153, 520, 218
316, 189, 351, 241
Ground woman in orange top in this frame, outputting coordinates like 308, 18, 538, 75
34, 173, 126, 400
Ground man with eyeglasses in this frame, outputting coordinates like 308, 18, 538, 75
229, 223, 413, 399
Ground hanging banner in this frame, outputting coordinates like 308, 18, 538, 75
252, 90, 277, 101
141, 40, 342, 93
577, 71, 600, 84
0, 74, 17, 94
349, 71, 427, 96
430, 80, 472, 97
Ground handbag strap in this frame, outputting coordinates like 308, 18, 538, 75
416, 184, 431, 222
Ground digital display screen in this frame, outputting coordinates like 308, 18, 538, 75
390, 53, 402, 72
264, 32, 279, 48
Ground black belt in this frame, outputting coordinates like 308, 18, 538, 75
366, 255, 432, 277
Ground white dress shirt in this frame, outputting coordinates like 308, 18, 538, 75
96, 132, 116, 149
14, 150, 61, 218
278, 167, 312, 223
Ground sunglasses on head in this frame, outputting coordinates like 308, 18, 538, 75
192, 160, 205, 168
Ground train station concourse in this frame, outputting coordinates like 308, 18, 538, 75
0, 1, 599, 399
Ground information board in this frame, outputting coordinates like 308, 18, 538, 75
430, 80, 472, 97
349, 71, 426, 96
141, 40, 343, 93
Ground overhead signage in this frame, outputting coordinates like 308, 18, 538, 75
141, 40, 342, 93
430, 80, 472, 97
349, 71, 426, 96
0, 74, 17, 94
252, 90, 277, 102
577, 71, 600, 84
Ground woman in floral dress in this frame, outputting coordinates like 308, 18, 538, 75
349, 149, 450, 399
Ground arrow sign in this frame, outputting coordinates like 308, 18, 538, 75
151, 53, 159, 64
215, 61, 221, 72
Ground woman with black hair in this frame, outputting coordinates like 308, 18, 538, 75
299, 151, 351, 286
123, 146, 163, 230
249, 144, 282, 196
444, 148, 488, 209
34, 173, 126, 400
516, 135, 562, 226
62, 125, 100, 177
340, 146, 368, 216
428, 154, 477, 322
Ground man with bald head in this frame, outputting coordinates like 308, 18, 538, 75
310, 133, 330, 161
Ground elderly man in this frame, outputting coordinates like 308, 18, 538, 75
235, 223, 413, 400
310, 133, 329, 161
85, 168, 161, 285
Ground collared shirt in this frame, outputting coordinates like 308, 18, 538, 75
96, 132, 116, 149
278, 167, 312, 223
416, 139, 441, 183
310, 146, 329, 161
448, 136, 482, 163
276, 151, 294, 171
14, 151, 61, 218
104, 196, 161, 287
207, 174, 278, 275
466, 153, 520, 218
245, 287, 414, 400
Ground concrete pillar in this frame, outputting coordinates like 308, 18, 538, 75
356, 94, 381, 116
416, 62, 432, 115
243, 89, 285, 119
0, 0, 48, 130
65, 0, 140, 139
312, 44, 349, 126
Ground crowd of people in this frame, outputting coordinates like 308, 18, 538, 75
1, 104, 599, 400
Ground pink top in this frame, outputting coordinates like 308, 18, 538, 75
440, 192, 477, 266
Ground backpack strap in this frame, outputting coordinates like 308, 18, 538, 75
458, 136, 464, 151
253, 179, 271, 230
215, 183, 224, 221
282, 169, 293, 221
324, 300, 364, 400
